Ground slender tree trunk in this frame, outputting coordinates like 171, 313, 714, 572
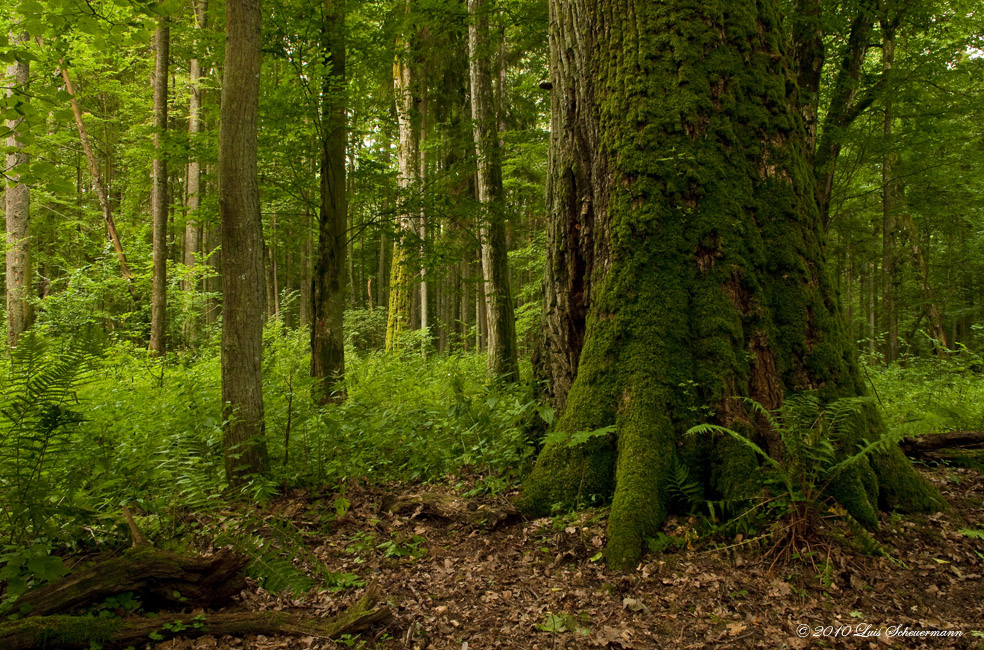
183, 0, 207, 341
880, 23, 899, 363
310, 0, 347, 401
468, 0, 517, 378
270, 212, 280, 319
5, 31, 32, 347
60, 66, 132, 279
376, 231, 387, 309
899, 212, 948, 351
219, 0, 268, 483
814, 0, 878, 227
868, 261, 877, 356
418, 62, 429, 338
460, 258, 470, 350
299, 209, 313, 327
149, 19, 170, 356
386, 3, 419, 350
205, 217, 221, 326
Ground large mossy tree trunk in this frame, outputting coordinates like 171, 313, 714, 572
522, 0, 942, 572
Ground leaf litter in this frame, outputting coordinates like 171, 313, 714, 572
153, 464, 984, 649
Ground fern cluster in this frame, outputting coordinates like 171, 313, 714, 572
686, 395, 895, 512
0, 332, 94, 544
214, 514, 360, 596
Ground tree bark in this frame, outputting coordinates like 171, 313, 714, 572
5, 31, 32, 347
385, 1, 419, 351
791, 0, 823, 152
880, 22, 899, 363
901, 431, 984, 455
310, 0, 347, 402
183, 0, 207, 342
530, 0, 603, 411
521, 0, 942, 571
149, 19, 170, 356
814, 0, 878, 227
468, 0, 517, 379
299, 210, 313, 327
9, 547, 246, 617
219, 0, 269, 483
0, 584, 389, 650
418, 46, 429, 339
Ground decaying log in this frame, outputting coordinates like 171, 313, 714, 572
9, 546, 247, 617
901, 431, 984, 456
379, 491, 519, 529
0, 583, 391, 650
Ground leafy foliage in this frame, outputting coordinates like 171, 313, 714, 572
685, 395, 907, 562
0, 332, 94, 544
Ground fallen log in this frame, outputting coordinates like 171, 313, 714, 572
8, 546, 247, 617
379, 491, 518, 529
900, 431, 984, 455
0, 583, 391, 650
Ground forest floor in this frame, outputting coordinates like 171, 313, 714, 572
155, 463, 984, 650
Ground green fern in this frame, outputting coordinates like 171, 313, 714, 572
666, 456, 704, 512
0, 332, 94, 543
215, 514, 361, 596
685, 395, 892, 513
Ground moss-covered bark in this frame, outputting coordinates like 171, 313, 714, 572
523, 0, 942, 571
386, 8, 421, 352
0, 586, 390, 650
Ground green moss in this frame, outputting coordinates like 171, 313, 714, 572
710, 433, 762, 502
830, 464, 879, 528
519, 434, 616, 516
0, 615, 122, 647
604, 390, 674, 571
870, 446, 945, 513
525, 0, 942, 571
385, 246, 413, 351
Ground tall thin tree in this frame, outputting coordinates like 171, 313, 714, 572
468, 0, 517, 378
149, 18, 170, 355
310, 0, 347, 402
183, 0, 207, 341
220, 0, 268, 483
5, 31, 32, 347
385, 0, 420, 350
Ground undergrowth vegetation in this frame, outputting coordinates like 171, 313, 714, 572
864, 347, 984, 436
1, 324, 981, 605
0, 322, 539, 560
